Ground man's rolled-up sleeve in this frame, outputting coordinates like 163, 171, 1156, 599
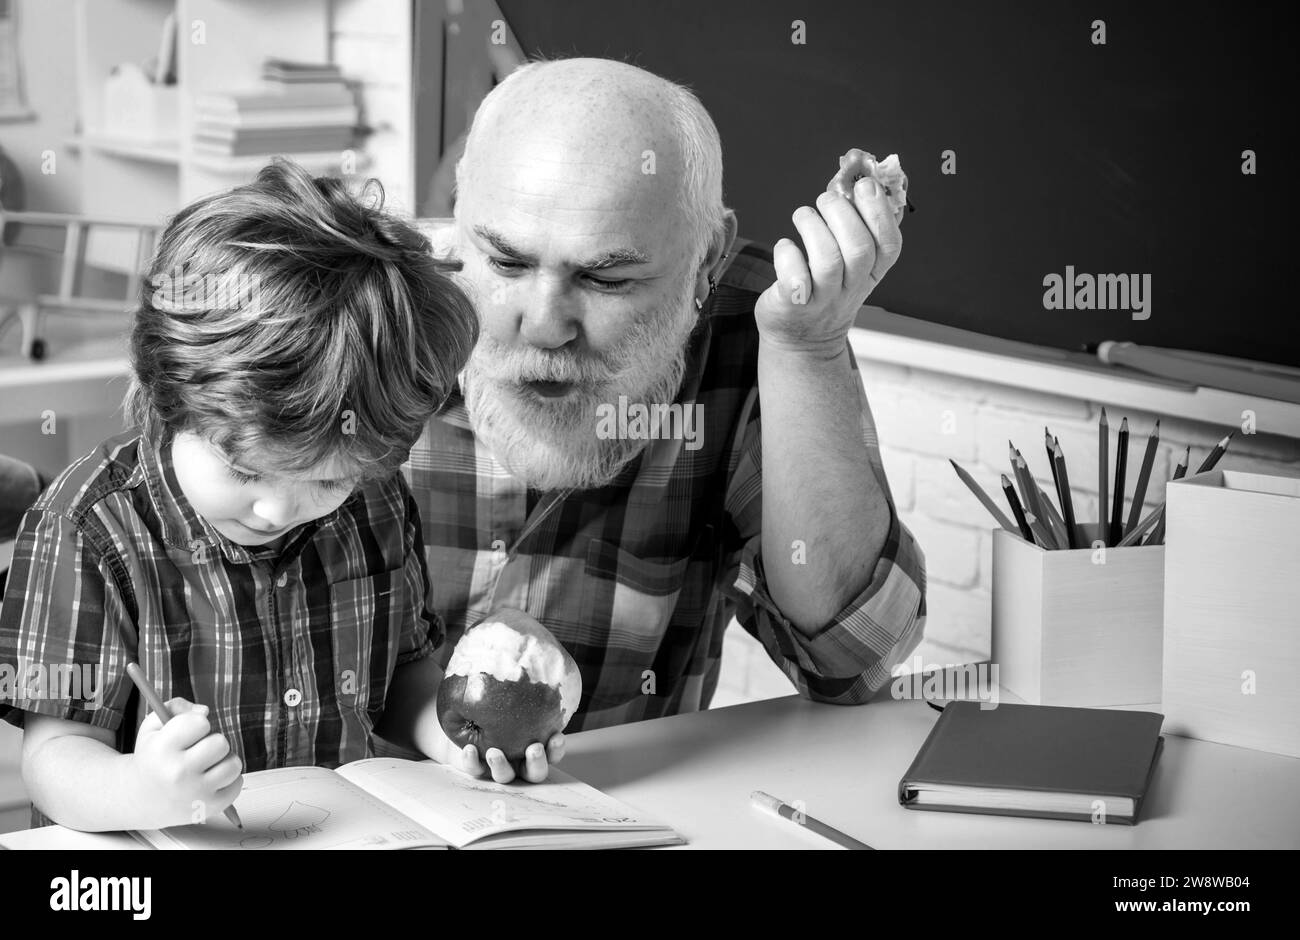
722, 351, 927, 704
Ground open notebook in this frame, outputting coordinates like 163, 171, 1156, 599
133, 758, 683, 850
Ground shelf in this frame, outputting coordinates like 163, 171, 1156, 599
189, 149, 370, 175
65, 134, 182, 165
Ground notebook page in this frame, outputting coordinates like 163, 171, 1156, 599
136, 766, 446, 849
337, 758, 668, 849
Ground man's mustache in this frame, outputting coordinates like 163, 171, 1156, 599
472, 337, 619, 387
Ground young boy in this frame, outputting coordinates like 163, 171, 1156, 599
0, 160, 479, 831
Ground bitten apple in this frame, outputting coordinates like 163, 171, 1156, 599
436, 608, 582, 764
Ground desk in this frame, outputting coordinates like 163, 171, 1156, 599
3, 694, 1298, 849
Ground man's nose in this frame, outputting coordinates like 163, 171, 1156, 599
518, 276, 580, 349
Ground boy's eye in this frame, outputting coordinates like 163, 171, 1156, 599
316, 479, 354, 496
226, 467, 259, 486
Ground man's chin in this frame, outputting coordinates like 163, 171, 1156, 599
467, 384, 649, 491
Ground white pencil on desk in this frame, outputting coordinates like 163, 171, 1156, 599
750, 791, 874, 850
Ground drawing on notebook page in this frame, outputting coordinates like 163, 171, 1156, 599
268, 801, 331, 840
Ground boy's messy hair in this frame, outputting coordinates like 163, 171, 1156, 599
125, 159, 478, 481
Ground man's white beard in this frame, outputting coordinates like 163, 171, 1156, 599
463, 283, 700, 492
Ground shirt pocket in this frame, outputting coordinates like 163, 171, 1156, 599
578, 527, 716, 708
328, 569, 408, 727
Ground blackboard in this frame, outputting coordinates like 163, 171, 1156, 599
497, 0, 1293, 366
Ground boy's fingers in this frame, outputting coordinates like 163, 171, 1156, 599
546, 732, 565, 765
484, 748, 515, 783
522, 742, 549, 783
203, 753, 244, 792
164, 697, 207, 717
458, 744, 484, 776
210, 776, 243, 813
184, 731, 232, 774
157, 711, 210, 750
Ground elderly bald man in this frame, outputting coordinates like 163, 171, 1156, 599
384, 57, 927, 782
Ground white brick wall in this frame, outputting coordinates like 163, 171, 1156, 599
713, 355, 1300, 707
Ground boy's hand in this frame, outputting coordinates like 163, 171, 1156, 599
129, 698, 243, 828
425, 718, 565, 784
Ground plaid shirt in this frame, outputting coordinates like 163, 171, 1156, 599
404, 238, 927, 732
0, 431, 438, 826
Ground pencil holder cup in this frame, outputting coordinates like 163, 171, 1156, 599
1162, 470, 1300, 757
991, 523, 1164, 707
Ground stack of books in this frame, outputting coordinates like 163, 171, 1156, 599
193, 59, 358, 158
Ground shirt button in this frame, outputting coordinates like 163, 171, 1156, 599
277, 573, 288, 588
284, 688, 302, 707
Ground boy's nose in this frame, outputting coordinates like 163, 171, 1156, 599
250, 494, 296, 530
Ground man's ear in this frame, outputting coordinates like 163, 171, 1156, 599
701, 209, 739, 283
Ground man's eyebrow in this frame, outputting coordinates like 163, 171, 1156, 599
474, 225, 534, 262
473, 225, 650, 271
579, 247, 650, 271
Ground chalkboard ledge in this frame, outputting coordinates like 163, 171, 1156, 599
849, 307, 1300, 438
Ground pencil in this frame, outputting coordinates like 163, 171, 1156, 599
1117, 503, 1163, 547
125, 662, 244, 830
1009, 443, 1046, 536
1001, 473, 1034, 542
1195, 432, 1234, 473
1029, 469, 1070, 548
1011, 449, 1056, 548
1023, 511, 1056, 550
751, 791, 873, 850
1053, 440, 1079, 548
1109, 417, 1129, 546
1125, 420, 1160, 535
1098, 408, 1109, 546
1045, 426, 1060, 497
949, 459, 1017, 533
1147, 445, 1190, 546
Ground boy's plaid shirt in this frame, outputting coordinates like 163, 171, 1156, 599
0, 432, 439, 777
404, 239, 927, 731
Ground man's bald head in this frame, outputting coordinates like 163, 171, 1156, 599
456, 57, 726, 264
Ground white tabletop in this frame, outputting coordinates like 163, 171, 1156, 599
559, 693, 1300, 849
4, 692, 1298, 849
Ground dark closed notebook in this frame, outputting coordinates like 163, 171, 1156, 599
899, 701, 1165, 825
